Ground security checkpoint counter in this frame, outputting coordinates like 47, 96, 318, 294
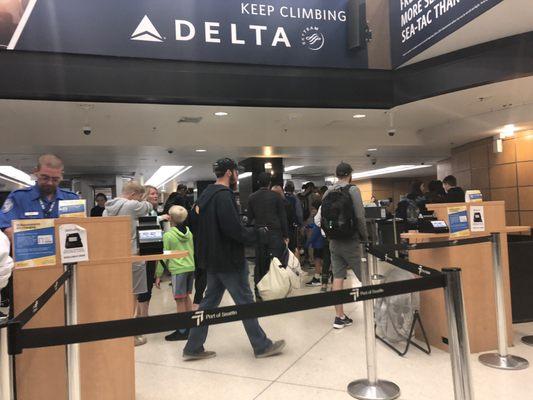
400, 201, 530, 354
12, 216, 187, 400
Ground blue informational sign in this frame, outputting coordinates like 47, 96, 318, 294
390, 0, 504, 67
8, 0, 369, 69
13, 219, 57, 267
447, 206, 469, 237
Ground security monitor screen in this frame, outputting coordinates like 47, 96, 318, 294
139, 229, 163, 243
431, 221, 447, 228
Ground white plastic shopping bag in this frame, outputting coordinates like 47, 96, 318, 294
257, 257, 291, 301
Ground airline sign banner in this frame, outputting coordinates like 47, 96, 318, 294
0, 0, 369, 69
390, 0, 503, 67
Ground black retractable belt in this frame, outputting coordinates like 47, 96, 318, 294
13, 275, 445, 353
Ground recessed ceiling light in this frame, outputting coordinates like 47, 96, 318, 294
195, 149, 207, 153
367, 148, 378, 152
214, 112, 228, 117
353, 114, 366, 119
500, 124, 516, 139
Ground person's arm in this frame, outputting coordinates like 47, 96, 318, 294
246, 194, 255, 223
0, 231, 13, 291
131, 200, 153, 217
350, 186, 369, 242
277, 197, 289, 239
314, 206, 322, 227
0, 193, 22, 242
216, 191, 256, 245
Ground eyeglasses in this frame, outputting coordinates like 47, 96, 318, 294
36, 174, 62, 183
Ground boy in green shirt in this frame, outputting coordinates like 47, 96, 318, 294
155, 205, 195, 341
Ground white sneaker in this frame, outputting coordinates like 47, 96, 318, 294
134, 335, 147, 346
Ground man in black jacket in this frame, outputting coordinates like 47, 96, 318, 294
247, 172, 289, 300
183, 158, 285, 361
163, 184, 191, 214
442, 175, 466, 203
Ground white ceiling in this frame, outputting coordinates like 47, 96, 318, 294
403, 0, 533, 66
1, 75, 533, 184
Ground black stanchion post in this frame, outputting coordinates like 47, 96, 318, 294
347, 251, 400, 400
443, 268, 474, 400
478, 233, 529, 370
64, 263, 81, 400
0, 324, 14, 400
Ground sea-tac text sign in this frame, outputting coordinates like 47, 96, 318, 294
390, 0, 504, 67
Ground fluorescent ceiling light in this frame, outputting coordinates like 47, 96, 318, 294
195, 149, 207, 153
239, 172, 252, 179
500, 124, 516, 139
367, 148, 378, 152
352, 165, 432, 180
0, 166, 34, 187
145, 166, 192, 188
284, 166, 304, 172
353, 114, 366, 119
214, 111, 228, 116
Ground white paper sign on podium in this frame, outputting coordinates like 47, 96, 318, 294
59, 224, 89, 264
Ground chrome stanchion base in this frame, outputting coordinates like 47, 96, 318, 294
521, 336, 533, 346
347, 379, 400, 400
478, 353, 529, 370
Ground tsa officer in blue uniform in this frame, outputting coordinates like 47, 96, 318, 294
0, 154, 78, 240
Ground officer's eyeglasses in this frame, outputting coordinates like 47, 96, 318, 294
37, 174, 61, 183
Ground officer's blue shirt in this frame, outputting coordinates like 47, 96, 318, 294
0, 185, 79, 229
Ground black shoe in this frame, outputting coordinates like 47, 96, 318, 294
306, 277, 321, 287
0, 299, 9, 308
0, 310, 6, 321
165, 330, 189, 341
183, 350, 217, 361
255, 340, 286, 358
333, 315, 353, 329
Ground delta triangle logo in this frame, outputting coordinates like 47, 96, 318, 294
131, 15, 164, 42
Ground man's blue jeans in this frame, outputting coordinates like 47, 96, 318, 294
184, 263, 272, 355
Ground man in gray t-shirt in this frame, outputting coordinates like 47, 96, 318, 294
322, 162, 368, 329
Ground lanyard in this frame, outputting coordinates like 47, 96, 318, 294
38, 198, 56, 218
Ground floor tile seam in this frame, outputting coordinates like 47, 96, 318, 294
252, 327, 335, 400
135, 360, 275, 383
272, 380, 347, 393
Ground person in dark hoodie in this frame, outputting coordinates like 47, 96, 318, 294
442, 175, 466, 203
182, 158, 286, 361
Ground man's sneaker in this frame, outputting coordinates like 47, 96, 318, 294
306, 277, 321, 287
333, 315, 354, 329
183, 350, 217, 361
134, 335, 147, 346
165, 330, 188, 341
255, 340, 286, 359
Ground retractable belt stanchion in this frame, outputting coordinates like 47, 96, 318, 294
443, 269, 474, 400
347, 251, 400, 400
64, 263, 81, 400
478, 233, 529, 370
0, 324, 14, 400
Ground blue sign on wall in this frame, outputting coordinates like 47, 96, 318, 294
7, 0, 369, 69
390, 0, 504, 67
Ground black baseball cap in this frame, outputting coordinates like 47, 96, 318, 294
213, 158, 245, 175
336, 162, 353, 177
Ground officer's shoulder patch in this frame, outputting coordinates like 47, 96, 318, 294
1, 198, 13, 214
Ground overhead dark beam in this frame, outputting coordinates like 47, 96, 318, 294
0, 31, 532, 109
394, 31, 533, 105
0, 51, 394, 109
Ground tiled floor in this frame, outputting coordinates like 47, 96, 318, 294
135, 270, 533, 400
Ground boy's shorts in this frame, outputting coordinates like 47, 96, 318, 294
172, 272, 194, 299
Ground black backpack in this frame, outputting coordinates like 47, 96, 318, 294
321, 186, 357, 239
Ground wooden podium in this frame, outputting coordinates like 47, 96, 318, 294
401, 201, 530, 354
12, 216, 186, 400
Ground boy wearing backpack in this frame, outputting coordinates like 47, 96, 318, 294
321, 162, 368, 329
